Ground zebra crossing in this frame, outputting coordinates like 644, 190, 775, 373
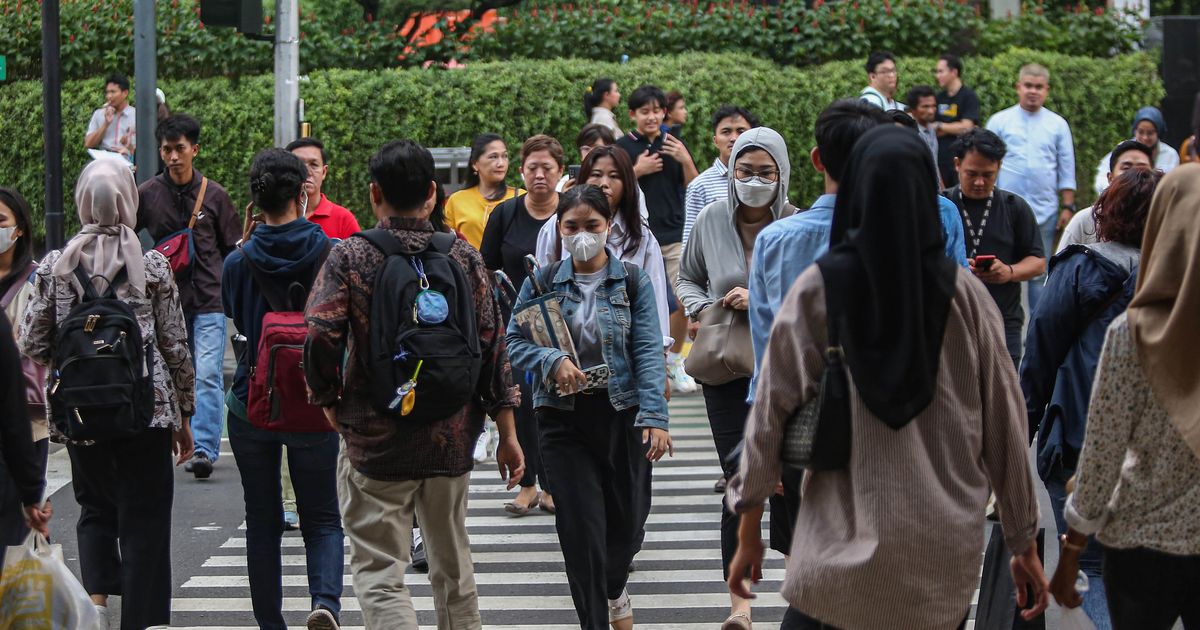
168, 393, 795, 629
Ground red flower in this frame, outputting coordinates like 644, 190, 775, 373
883, 0, 892, 15
69, 34, 75, 42
1095, 6, 1104, 14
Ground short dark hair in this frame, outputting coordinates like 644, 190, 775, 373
576, 124, 616, 149
952, 128, 1007, 162
710, 105, 761, 133
905, 84, 937, 110
464, 133, 506, 189
248, 148, 308, 216
520, 134, 566, 168
666, 90, 685, 111
1108, 140, 1154, 172
156, 114, 201, 145
285, 137, 328, 165
369, 139, 435, 213
105, 73, 130, 92
628, 84, 667, 111
813, 99, 892, 184
890, 109, 918, 130
939, 54, 963, 77
865, 51, 895, 75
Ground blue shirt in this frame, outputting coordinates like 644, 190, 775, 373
682, 159, 729, 250
986, 105, 1077, 224
746, 194, 967, 402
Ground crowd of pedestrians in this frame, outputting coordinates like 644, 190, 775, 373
0, 51, 1197, 630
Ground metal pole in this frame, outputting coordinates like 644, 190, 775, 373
274, 0, 300, 147
133, 0, 157, 185
41, 0, 64, 250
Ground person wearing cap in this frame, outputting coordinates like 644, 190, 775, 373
1092, 106, 1179, 196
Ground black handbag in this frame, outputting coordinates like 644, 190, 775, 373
780, 316, 852, 471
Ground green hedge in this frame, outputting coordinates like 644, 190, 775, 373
0, 50, 1163, 240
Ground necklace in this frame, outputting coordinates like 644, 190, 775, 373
956, 189, 993, 259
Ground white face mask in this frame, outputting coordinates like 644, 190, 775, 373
0, 226, 17, 254
563, 229, 607, 262
734, 177, 778, 209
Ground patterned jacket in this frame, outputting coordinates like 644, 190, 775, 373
304, 217, 519, 481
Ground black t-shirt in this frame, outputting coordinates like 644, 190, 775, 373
480, 194, 552, 295
935, 85, 981, 187
616, 130, 688, 245
948, 186, 1044, 337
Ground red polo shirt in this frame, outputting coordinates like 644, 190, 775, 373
308, 194, 361, 240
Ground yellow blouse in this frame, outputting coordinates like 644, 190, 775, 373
444, 185, 521, 249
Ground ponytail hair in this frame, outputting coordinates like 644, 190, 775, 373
248, 148, 308, 216
583, 78, 616, 122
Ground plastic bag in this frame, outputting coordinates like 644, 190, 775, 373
0, 532, 102, 629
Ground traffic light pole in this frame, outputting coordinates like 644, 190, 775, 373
274, 0, 299, 148
134, 0, 157, 185
41, 0, 64, 250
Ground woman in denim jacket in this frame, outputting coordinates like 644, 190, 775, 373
506, 185, 671, 630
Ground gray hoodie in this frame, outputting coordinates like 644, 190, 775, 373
676, 127, 794, 317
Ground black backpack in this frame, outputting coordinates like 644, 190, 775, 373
354, 229, 482, 421
49, 267, 154, 441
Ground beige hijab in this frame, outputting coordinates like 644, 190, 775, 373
51, 160, 146, 298
1127, 162, 1200, 460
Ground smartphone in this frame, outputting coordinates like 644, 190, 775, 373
974, 255, 996, 271
567, 164, 581, 180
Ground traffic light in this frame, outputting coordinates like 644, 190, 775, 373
199, 0, 264, 35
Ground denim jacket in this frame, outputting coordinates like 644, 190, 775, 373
505, 251, 669, 429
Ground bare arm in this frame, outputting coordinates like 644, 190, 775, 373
936, 119, 975, 137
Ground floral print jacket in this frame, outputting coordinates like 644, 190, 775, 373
18, 250, 195, 435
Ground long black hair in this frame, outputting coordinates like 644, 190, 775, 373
464, 133, 506, 190
578, 145, 642, 257
582, 78, 616, 122
0, 187, 35, 300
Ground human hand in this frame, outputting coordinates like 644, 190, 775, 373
553, 358, 587, 395
322, 406, 339, 432
1010, 541, 1051, 621
1058, 208, 1074, 231
727, 531, 764, 599
633, 150, 663, 177
970, 257, 1013, 285
495, 435, 526, 490
688, 319, 700, 340
642, 428, 674, 462
722, 287, 749, 310
103, 105, 116, 124
660, 135, 694, 167
23, 502, 52, 537
173, 419, 195, 466
561, 178, 577, 191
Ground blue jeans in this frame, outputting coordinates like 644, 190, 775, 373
1027, 215, 1057, 316
1046, 469, 1112, 629
187, 312, 227, 462
227, 408, 343, 629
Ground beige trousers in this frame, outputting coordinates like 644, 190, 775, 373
337, 449, 481, 630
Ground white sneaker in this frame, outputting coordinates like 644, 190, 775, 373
608, 588, 633, 622
94, 605, 109, 630
473, 428, 490, 463
667, 356, 698, 394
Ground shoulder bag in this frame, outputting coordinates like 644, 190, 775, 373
684, 301, 753, 386
780, 314, 852, 471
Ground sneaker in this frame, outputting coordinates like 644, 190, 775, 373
283, 510, 300, 531
473, 426, 492, 463
95, 605, 109, 630
667, 356, 698, 394
306, 606, 340, 630
190, 452, 213, 479
411, 527, 429, 573
608, 588, 632, 622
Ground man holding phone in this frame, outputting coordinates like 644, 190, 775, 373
945, 129, 1046, 367
84, 73, 137, 157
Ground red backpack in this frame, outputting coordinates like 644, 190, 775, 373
242, 243, 332, 432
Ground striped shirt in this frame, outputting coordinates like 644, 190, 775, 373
728, 265, 1039, 629
682, 159, 728, 250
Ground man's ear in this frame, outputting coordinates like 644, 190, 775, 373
810, 147, 825, 174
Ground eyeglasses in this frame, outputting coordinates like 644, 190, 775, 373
734, 167, 779, 183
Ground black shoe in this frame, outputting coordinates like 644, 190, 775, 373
714, 477, 728, 493
411, 540, 429, 573
190, 453, 213, 479
306, 606, 340, 630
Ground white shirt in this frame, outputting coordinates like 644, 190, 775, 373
1092, 142, 1180, 195
86, 105, 137, 153
986, 105, 1077, 224
589, 107, 623, 137
860, 86, 904, 111
1057, 205, 1097, 254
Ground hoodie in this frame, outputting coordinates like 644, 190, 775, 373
222, 219, 330, 405
676, 127, 795, 316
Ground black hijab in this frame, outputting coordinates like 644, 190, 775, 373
816, 126, 958, 429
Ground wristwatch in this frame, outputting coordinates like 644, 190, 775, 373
1062, 203, 1077, 214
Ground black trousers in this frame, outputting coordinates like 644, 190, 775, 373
538, 393, 651, 630
1104, 546, 1200, 629
67, 427, 174, 630
515, 378, 547, 490
702, 379, 800, 577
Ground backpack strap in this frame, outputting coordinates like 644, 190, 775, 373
72, 266, 126, 301
353, 228, 407, 258
428, 231, 457, 255
622, 262, 640, 305
536, 260, 563, 297
187, 177, 209, 230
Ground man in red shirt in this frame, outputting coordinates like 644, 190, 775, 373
287, 137, 362, 239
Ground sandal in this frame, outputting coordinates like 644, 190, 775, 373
540, 497, 556, 514
721, 612, 752, 630
504, 491, 540, 516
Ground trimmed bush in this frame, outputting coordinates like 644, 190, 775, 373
0, 50, 1163, 239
